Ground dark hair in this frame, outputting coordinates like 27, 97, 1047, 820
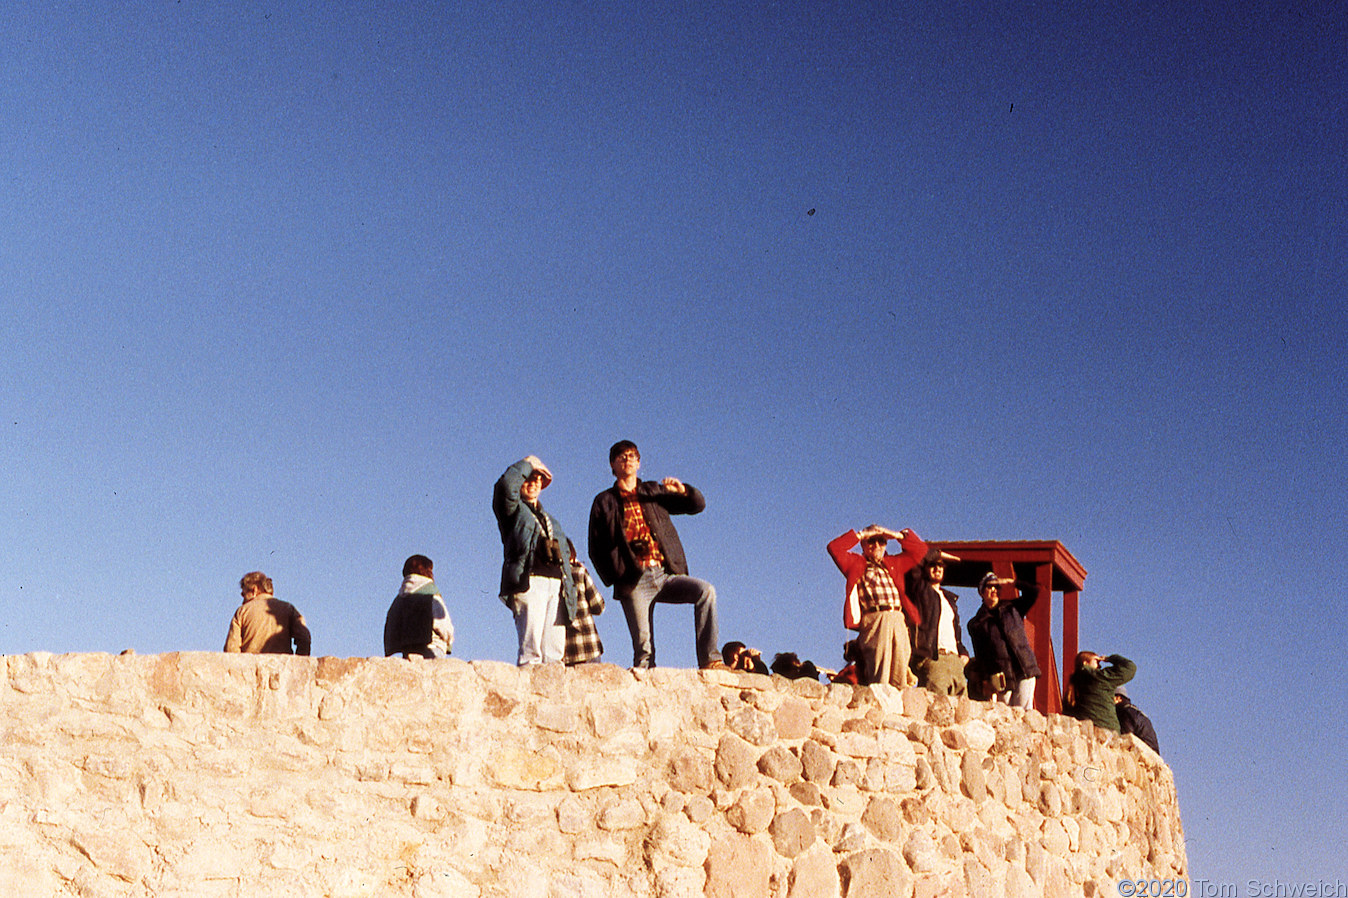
721, 641, 747, 665
402, 554, 434, 578
608, 439, 640, 464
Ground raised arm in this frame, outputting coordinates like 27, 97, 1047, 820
493, 457, 542, 522
827, 530, 862, 573
644, 479, 706, 515
1099, 655, 1137, 688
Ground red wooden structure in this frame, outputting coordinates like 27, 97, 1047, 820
926, 540, 1086, 714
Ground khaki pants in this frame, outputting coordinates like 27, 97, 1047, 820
916, 651, 967, 696
857, 610, 916, 688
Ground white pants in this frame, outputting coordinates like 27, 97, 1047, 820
993, 676, 1037, 709
512, 575, 566, 665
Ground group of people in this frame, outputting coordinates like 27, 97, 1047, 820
492, 440, 720, 670
224, 440, 722, 671
827, 523, 1159, 751
828, 524, 1024, 701
220, 448, 1157, 752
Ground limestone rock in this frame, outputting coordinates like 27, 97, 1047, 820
773, 697, 814, 740
768, 808, 816, 858
666, 748, 713, 793
704, 832, 772, 898
800, 739, 835, 784
0, 652, 1186, 895
727, 706, 777, 746
757, 745, 803, 783
860, 795, 905, 842
726, 787, 776, 834
714, 733, 760, 790
787, 843, 841, 898
840, 848, 914, 898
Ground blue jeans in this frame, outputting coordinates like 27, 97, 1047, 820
616, 567, 718, 669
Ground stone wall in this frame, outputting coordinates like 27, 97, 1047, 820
0, 652, 1184, 897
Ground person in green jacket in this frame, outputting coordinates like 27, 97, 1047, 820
1065, 652, 1136, 732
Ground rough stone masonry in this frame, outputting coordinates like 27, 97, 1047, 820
0, 652, 1184, 897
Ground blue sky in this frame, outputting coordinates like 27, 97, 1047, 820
2, 1, 1345, 887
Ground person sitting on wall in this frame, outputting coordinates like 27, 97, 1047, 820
564, 540, 606, 666
224, 571, 311, 655
1113, 685, 1160, 754
827, 525, 928, 688
1064, 651, 1136, 732
383, 554, 453, 659
722, 641, 769, 675
908, 549, 968, 696
966, 571, 1042, 709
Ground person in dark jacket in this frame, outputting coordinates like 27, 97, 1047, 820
769, 652, 826, 682
966, 572, 1042, 709
494, 456, 578, 665
588, 440, 719, 669
1065, 652, 1136, 732
1114, 686, 1160, 754
908, 551, 968, 695
383, 555, 453, 659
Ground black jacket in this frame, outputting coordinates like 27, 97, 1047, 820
587, 480, 705, 587
1115, 696, 1160, 754
966, 583, 1043, 681
909, 581, 968, 662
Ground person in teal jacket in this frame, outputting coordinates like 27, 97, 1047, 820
493, 455, 578, 665
1065, 652, 1137, 732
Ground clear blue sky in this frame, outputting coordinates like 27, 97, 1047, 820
2, 1, 1344, 887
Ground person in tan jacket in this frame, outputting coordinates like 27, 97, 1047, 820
224, 571, 311, 655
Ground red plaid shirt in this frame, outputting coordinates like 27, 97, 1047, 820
620, 490, 666, 569
858, 561, 904, 614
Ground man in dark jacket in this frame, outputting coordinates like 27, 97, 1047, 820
966, 572, 1042, 708
588, 440, 719, 669
1114, 686, 1161, 754
908, 552, 968, 695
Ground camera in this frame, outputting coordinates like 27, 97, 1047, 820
538, 538, 563, 566
629, 537, 652, 559
989, 672, 1007, 693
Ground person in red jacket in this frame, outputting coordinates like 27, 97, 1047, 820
826, 525, 927, 688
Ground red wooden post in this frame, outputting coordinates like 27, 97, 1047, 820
1030, 560, 1057, 713
1062, 588, 1080, 710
